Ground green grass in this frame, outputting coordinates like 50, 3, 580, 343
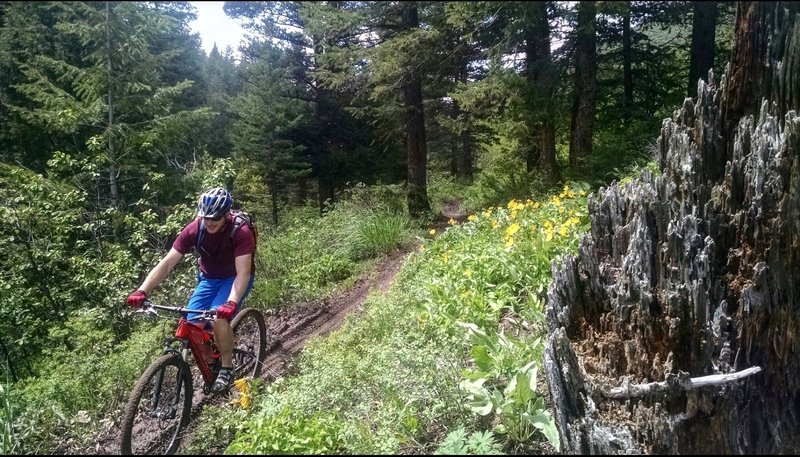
221, 182, 592, 454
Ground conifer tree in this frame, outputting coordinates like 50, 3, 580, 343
9, 1, 212, 211
230, 42, 311, 226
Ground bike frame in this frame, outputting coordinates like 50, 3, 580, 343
142, 301, 219, 386
174, 317, 219, 384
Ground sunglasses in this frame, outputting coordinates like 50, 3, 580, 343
203, 215, 225, 222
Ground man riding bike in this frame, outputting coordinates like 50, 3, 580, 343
126, 187, 256, 393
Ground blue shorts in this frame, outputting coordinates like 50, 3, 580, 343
186, 273, 255, 322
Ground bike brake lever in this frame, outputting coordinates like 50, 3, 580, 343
137, 307, 159, 318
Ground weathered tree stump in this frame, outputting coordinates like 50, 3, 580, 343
544, 2, 800, 454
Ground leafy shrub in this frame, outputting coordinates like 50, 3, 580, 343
435, 427, 505, 455
226, 407, 345, 455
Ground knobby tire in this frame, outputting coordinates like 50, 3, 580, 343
231, 308, 267, 379
120, 353, 193, 455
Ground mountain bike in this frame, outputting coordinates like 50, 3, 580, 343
119, 300, 267, 455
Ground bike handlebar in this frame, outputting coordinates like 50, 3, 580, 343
139, 300, 216, 320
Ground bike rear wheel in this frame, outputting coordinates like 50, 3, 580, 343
231, 307, 267, 379
120, 353, 193, 455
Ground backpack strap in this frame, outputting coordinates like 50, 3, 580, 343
195, 217, 205, 255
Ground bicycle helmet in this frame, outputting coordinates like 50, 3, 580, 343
196, 187, 232, 219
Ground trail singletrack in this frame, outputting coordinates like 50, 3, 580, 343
80, 249, 408, 455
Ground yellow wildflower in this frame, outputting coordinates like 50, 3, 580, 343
492, 220, 499, 229
448, 218, 457, 225
505, 222, 521, 237
545, 227, 554, 242
429, 228, 436, 235
419, 244, 425, 252
464, 270, 472, 278
559, 225, 568, 237
231, 378, 251, 409
468, 214, 478, 222
552, 196, 562, 205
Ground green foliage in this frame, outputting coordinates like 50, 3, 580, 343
6, 1, 212, 213
226, 407, 345, 455
227, 286, 468, 455
458, 326, 559, 450
435, 427, 505, 455
179, 397, 256, 456
1, 378, 18, 455
0, 160, 196, 452
347, 212, 409, 260
223, 183, 587, 455
252, 184, 412, 307
415, 182, 590, 331
6, 320, 166, 453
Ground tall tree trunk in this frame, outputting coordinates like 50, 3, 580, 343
622, 1, 633, 122
105, 1, 119, 209
545, 2, 800, 453
688, 1, 718, 98
401, 2, 431, 217
452, 55, 473, 182
568, 1, 597, 174
524, 1, 559, 180
312, 35, 336, 215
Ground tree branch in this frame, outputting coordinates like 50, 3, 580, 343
597, 366, 762, 400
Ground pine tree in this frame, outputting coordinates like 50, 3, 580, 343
9, 1, 212, 211
230, 42, 311, 226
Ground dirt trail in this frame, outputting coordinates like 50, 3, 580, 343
81, 249, 408, 455
253, 247, 407, 383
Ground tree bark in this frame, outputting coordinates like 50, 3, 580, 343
401, 2, 431, 217
311, 34, 336, 215
452, 55, 473, 182
524, 1, 559, 180
622, 2, 633, 122
545, 2, 800, 453
569, 1, 597, 174
688, 1, 718, 98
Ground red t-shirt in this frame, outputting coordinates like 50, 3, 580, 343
172, 214, 256, 278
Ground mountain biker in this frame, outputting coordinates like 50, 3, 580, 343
126, 187, 256, 393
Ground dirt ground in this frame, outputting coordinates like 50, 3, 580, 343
80, 249, 409, 455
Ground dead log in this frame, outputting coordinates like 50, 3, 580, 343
544, 2, 800, 454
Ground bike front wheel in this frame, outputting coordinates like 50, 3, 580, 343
120, 353, 193, 455
231, 307, 267, 379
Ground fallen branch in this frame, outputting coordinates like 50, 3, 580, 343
598, 366, 762, 400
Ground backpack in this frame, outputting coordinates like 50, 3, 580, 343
195, 210, 258, 257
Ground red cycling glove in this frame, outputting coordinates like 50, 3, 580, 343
216, 300, 237, 320
127, 290, 147, 308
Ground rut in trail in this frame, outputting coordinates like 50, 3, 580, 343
81, 249, 408, 455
